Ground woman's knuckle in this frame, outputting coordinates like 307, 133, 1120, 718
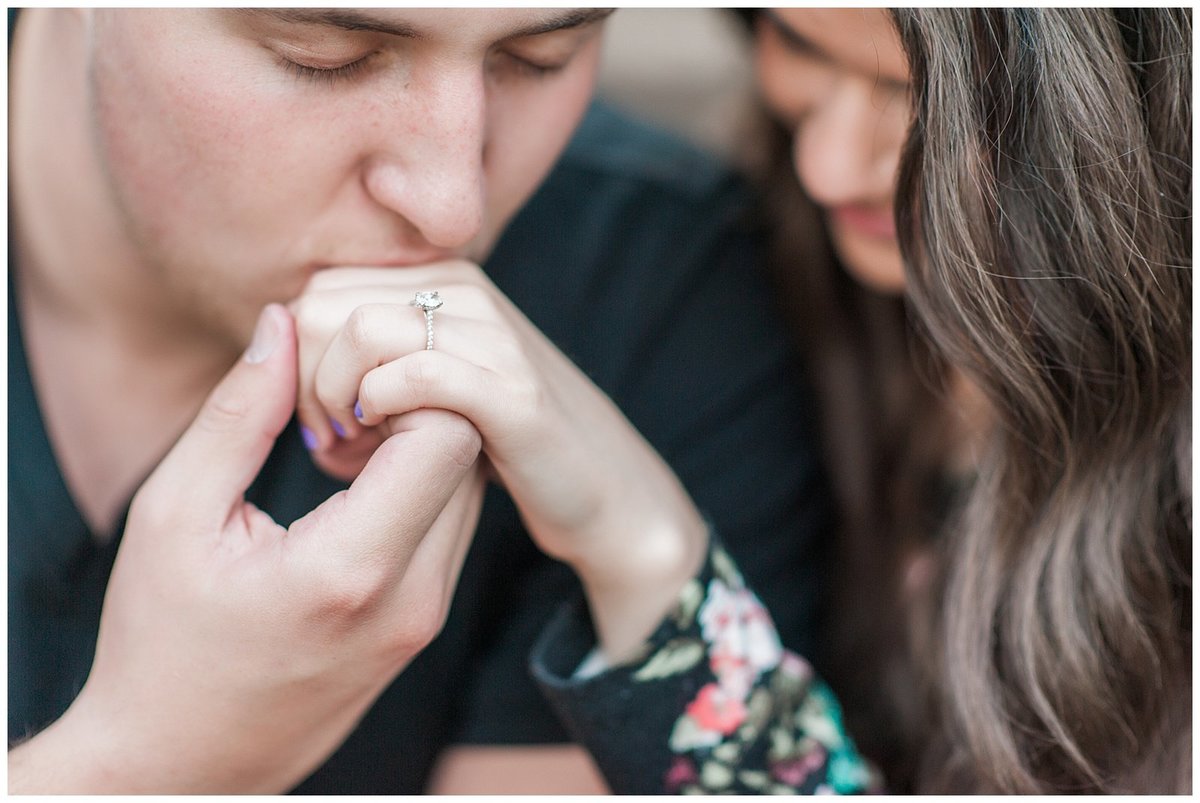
357, 373, 382, 417
314, 564, 388, 622
313, 382, 341, 410
393, 596, 447, 653
291, 296, 324, 335
510, 374, 543, 411
345, 305, 376, 350
466, 285, 500, 318
400, 354, 431, 392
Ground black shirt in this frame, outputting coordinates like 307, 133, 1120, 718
9, 101, 832, 793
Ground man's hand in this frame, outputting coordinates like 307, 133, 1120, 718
8, 304, 486, 794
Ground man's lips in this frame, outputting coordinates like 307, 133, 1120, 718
313, 255, 458, 270
829, 205, 897, 239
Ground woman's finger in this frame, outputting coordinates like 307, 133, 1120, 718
315, 308, 514, 438
355, 350, 530, 443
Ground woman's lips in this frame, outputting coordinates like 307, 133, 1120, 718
829, 205, 897, 239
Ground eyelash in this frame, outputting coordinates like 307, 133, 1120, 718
502, 54, 564, 79
278, 51, 565, 86
278, 53, 376, 86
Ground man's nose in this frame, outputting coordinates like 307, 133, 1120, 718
794, 83, 898, 208
363, 67, 487, 250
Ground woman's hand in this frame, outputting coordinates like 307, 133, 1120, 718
290, 263, 709, 658
9, 305, 486, 794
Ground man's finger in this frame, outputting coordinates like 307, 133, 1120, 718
397, 465, 487, 620
146, 304, 299, 516
289, 409, 482, 570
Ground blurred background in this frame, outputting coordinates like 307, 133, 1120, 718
595, 9, 754, 161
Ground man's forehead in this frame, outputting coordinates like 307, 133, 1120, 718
239, 8, 613, 42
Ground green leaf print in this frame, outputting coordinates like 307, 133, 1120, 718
673, 579, 705, 629
632, 638, 706, 682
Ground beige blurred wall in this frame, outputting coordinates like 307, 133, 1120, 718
595, 9, 753, 159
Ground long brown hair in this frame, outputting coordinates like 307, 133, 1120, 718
742, 8, 1192, 793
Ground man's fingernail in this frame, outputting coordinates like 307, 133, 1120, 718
354, 400, 364, 420
244, 306, 279, 364
301, 426, 318, 450
331, 418, 347, 438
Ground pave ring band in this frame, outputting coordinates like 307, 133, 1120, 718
410, 290, 444, 350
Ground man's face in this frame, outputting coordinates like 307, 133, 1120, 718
85, 9, 608, 343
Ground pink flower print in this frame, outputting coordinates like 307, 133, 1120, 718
709, 653, 756, 699
771, 744, 827, 787
699, 579, 783, 698
685, 682, 748, 736
664, 756, 699, 792
779, 651, 814, 683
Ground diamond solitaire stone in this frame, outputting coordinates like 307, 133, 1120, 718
411, 291, 444, 311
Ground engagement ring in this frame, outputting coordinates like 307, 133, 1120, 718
411, 290, 444, 350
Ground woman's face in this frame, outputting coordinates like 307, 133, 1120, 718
753, 9, 911, 294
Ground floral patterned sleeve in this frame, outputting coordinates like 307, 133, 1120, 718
531, 536, 883, 795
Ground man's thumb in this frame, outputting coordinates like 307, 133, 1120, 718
146, 304, 298, 515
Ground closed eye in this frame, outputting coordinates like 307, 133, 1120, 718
500, 52, 568, 78
277, 52, 377, 85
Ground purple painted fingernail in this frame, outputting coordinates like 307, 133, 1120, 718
300, 426, 319, 450
354, 400, 363, 420
331, 418, 347, 438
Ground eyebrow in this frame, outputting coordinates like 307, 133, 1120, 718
761, 10, 831, 62
761, 9, 910, 91
509, 8, 615, 38
241, 8, 614, 40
